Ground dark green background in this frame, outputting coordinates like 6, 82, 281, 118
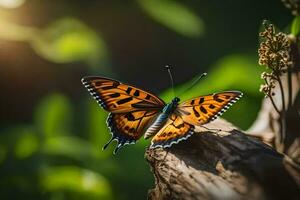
0, 0, 292, 199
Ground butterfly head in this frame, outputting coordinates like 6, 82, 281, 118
172, 97, 180, 104
163, 97, 181, 114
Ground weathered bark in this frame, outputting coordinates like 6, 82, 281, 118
145, 120, 300, 200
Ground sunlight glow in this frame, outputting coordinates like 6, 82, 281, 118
0, 0, 25, 9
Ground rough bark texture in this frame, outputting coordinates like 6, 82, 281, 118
145, 120, 300, 200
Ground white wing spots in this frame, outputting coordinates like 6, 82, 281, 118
81, 78, 107, 109
209, 92, 243, 122
149, 126, 195, 149
105, 113, 136, 154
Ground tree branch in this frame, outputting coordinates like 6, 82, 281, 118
145, 120, 300, 200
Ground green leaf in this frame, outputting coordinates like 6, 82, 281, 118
41, 166, 112, 199
42, 136, 102, 162
31, 18, 107, 64
34, 94, 72, 138
15, 129, 39, 159
291, 15, 300, 36
0, 126, 40, 160
138, 0, 204, 37
0, 17, 108, 67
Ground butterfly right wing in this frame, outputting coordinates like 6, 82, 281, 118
150, 114, 194, 149
177, 91, 242, 126
150, 91, 242, 149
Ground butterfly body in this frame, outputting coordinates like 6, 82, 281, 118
82, 76, 243, 154
144, 97, 180, 139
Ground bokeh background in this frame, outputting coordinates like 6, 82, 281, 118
0, 0, 292, 199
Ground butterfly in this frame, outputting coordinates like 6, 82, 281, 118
81, 76, 242, 154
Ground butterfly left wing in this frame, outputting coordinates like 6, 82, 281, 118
177, 91, 242, 126
106, 110, 159, 154
150, 114, 194, 148
82, 76, 165, 154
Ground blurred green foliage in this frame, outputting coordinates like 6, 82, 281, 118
0, 0, 289, 200
41, 166, 112, 200
15, 129, 39, 159
0, 95, 112, 199
35, 94, 72, 138
0, 93, 152, 199
0, 17, 108, 70
291, 15, 300, 36
138, 0, 204, 37
32, 18, 107, 66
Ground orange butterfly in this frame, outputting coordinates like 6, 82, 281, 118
81, 76, 242, 154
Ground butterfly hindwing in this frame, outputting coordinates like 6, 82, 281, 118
177, 91, 243, 126
81, 76, 165, 113
106, 110, 159, 154
150, 114, 194, 149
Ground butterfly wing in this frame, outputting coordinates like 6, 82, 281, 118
81, 76, 165, 113
177, 91, 243, 126
107, 110, 159, 154
150, 114, 194, 148
82, 76, 165, 154
150, 91, 242, 149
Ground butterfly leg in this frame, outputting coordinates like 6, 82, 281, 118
200, 125, 222, 132
102, 136, 115, 150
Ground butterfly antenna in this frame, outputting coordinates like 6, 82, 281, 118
178, 72, 207, 97
165, 65, 176, 97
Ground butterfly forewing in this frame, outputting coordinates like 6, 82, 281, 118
177, 91, 243, 126
81, 76, 165, 113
